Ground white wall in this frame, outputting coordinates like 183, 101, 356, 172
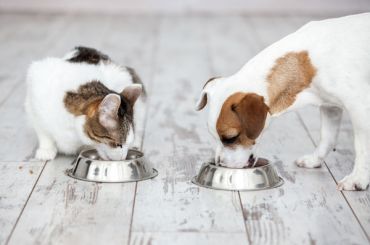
0, 0, 369, 14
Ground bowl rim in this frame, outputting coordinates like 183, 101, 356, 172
191, 176, 284, 192
79, 148, 144, 163
65, 168, 158, 183
192, 159, 284, 191
203, 158, 271, 171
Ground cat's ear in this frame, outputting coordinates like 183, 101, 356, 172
98, 93, 121, 129
121, 84, 142, 105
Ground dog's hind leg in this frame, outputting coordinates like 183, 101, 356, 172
296, 105, 342, 168
338, 110, 370, 191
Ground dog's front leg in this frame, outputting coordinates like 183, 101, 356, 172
338, 120, 370, 191
296, 106, 342, 168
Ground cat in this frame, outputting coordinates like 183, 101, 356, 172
25, 46, 146, 161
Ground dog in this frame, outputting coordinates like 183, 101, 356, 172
195, 13, 370, 191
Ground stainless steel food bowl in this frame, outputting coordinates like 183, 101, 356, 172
192, 158, 283, 191
66, 149, 158, 183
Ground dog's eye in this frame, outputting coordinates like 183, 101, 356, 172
221, 134, 239, 145
115, 143, 123, 148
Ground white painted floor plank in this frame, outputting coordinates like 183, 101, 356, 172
130, 232, 248, 245
0, 161, 45, 245
0, 14, 67, 104
130, 16, 249, 244
0, 84, 38, 162
101, 15, 160, 85
205, 16, 260, 76
7, 156, 136, 245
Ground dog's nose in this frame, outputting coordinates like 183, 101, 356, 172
248, 154, 256, 166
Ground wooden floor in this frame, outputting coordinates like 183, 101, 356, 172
0, 13, 370, 245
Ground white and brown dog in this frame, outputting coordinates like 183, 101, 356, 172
195, 13, 370, 191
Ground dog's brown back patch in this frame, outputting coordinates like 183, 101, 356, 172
216, 92, 269, 148
267, 51, 316, 114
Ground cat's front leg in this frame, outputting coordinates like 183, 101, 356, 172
35, 129, 57, 161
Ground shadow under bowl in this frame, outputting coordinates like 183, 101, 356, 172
192, 158, 283, 191
66, 149, 158, 183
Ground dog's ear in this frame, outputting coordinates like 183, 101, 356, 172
234, 93, 269, 139
195, 77, 220, 111
195, 91, 208, 111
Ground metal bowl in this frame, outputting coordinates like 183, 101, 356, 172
66, 149, 158, 183
192, 158, 283, 191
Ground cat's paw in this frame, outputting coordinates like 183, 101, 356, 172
35, 147, 57, 161
295, 154, 323, 168
337, 173, 369, 191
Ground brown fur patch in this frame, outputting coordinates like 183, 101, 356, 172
64, 81, 110, 116
216, 92, 269, 148
84, 109, 114, 145
67, 46, 110, 65
64, 81, 133, 146
267, 51, 316, 114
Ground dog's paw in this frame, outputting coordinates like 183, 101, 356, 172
295, 154, 323, 168
35, 147, 57, 161
337, 174, 369, 191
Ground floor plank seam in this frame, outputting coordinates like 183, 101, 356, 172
4, 160, 48, 245
127, 17, 161, 245
237, 191, 252, 244
296, 111, 370, 242
127, 182, 138, 245
145, 16, 161, 93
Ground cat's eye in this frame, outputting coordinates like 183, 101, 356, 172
94, 133, 113, 141
221, 134, 240, 145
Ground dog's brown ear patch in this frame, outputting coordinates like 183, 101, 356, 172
234, 93, 269, 139
216, 93, 268, 147
267, 51, 316, 114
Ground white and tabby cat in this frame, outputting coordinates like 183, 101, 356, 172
25, 46, 146, 161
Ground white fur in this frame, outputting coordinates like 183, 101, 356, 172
197, 13, 370, 190
25, 49, 145, 161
